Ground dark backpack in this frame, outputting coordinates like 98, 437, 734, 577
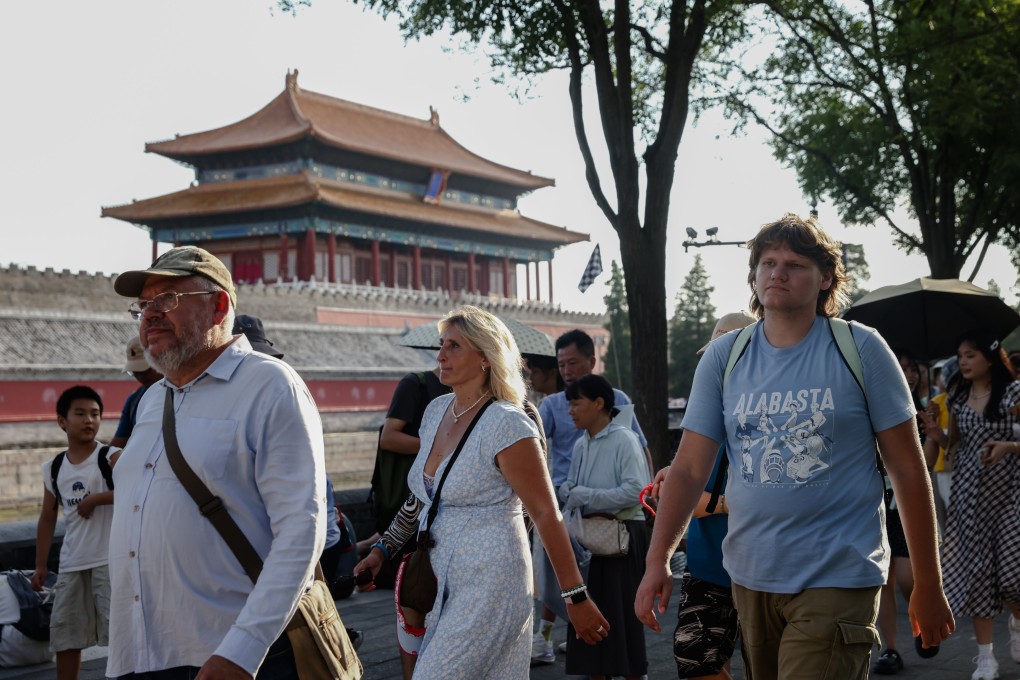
4, 570, 55, 642
50, 445, 114, 511
369, 372, 427, 534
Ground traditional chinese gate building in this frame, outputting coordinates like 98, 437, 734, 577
102, 71, 586, 302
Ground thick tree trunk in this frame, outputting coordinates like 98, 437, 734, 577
618, 217, 670, 470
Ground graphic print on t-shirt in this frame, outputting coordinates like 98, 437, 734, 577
67, 480, 89, 507
733, 387, 835, 485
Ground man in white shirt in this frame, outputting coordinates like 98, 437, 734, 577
107, 246, 326, 680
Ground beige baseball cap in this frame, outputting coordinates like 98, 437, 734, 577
696, 311, 757, 355
124, 336, 151, 372
114, 246, 236, 308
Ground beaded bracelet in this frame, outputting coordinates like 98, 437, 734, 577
560, 583, 588, 598
371, 540, 390, 560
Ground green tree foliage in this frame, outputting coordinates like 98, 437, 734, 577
726, 0, 1020, 280
602, 261, 633, 394
668, 255, 716, 397
324, 0, 750, 468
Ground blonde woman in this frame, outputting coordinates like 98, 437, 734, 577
357, 306, 607, 678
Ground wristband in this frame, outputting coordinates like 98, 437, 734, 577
371, 540, 390, 560
561, 583, 588, 604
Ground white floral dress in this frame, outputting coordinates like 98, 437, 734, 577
408, 395, 540, 679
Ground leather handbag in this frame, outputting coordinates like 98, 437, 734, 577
398, 398, 493, 614
161, 388, 362, 680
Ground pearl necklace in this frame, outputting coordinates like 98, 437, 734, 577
451, 392, 489, 422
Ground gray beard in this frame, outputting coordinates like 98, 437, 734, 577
143, 316, 216, 380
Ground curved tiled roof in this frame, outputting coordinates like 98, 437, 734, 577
101, 173, 587, 247
146, 71, 554, 191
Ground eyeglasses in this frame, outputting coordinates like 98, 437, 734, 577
129, 291, 216, 320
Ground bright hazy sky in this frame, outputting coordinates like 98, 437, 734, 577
2, 0, 1016, 318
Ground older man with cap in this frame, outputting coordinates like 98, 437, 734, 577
106, 246, 325, 680
110, 337, 162, 449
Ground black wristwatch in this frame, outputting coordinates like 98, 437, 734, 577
565, 589, 588, 604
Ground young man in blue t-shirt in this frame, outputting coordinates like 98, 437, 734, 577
636, 214, 954, 679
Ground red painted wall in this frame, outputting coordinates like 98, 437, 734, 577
0, 378, 399, 423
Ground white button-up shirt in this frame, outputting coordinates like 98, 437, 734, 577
106, 335, 325, 676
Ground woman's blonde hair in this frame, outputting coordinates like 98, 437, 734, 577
438, 306, 526, 406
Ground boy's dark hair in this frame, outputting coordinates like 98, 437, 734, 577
564, 374, 619, 418
56, 385, 104, 418
555, 329, 595, 357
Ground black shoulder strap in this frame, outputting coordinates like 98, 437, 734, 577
97, 445, 114, 491
705, 446, 728, 514
50, 452, 67, 511
419, 398, 494, 547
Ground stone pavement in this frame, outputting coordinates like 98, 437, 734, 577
2, 583, 1017, 679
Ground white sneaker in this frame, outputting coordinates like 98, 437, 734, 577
531, 632, 554, 665
972, 654, 1000, 680
1010, 615, 1020, 663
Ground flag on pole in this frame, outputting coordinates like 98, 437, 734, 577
578, 244, 603, 293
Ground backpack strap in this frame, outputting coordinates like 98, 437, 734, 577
50, 451, 67, 511
828, 318, 866, 399
723, 323, 758, 387
97, 445, 114, 491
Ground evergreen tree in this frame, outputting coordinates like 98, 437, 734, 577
669, 255, 716, 398
841, 243, 871, 306
602, 261, 632, 394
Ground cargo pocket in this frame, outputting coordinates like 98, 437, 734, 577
823, 620, 881, 680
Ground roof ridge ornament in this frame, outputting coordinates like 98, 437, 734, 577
429, 106, 440, 126
286, 69, 300, 91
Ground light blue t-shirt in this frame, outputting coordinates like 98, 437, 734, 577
540, 389, 648, 487
681, 316, 915, 593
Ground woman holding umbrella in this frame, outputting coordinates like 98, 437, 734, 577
922, 330, 1020, 680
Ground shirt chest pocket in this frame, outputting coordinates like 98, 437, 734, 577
171, 417, 240, 482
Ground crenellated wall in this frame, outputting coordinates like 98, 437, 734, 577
0, 263, 605, 327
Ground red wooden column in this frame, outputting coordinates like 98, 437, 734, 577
444, 254, 452, 292
327, 233, 337, 283
534, 262, 541, 301
371, 241, 381, 287
547, 260, 554, 303
389, 250, 397, 287
279, 233, 289, 282
151, 239, 158, 263
300, 229, 316, 280
412, 246, 422, 290
525, 263, 531, 300
467, 253, 476, 293
502, 257, 511, 298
